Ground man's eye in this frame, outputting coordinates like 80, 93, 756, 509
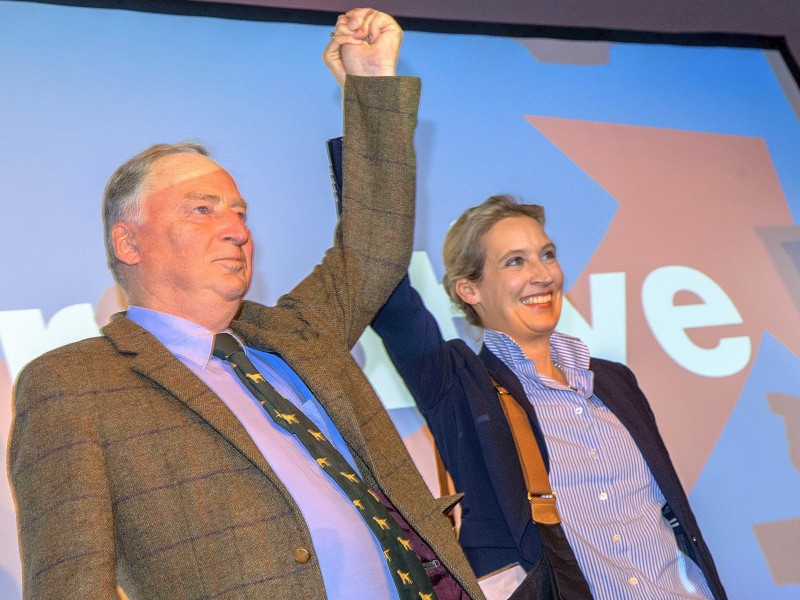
236, 211, 247, 222
193, 205, 211, 215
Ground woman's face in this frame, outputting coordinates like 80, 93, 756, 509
458, 215, 564, 347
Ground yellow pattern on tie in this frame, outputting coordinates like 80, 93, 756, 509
275, 411, 299, 424
308, 429, 326, 442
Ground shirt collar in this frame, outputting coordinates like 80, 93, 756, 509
484, 330, 590, 370
548, 331, 591, 371
127, 306, 227, 369
483, 329, 528, 367
484, 329, 594, 396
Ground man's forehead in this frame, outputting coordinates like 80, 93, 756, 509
149, 152, 227, 181
144, 152, 239, 197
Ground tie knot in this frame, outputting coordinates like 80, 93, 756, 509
213, 333, 244, 361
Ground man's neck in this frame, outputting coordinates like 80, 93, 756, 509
126, 294, 241, 333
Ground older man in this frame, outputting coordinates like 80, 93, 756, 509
9, 9, 480, 600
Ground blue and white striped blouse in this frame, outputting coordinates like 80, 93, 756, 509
484, 329, 713, 600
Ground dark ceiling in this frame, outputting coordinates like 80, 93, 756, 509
182, 0, 800, 80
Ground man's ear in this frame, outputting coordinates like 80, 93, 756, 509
455, 278, 481, 307
111, 222, 141, 266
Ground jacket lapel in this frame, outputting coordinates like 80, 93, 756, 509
102, 314, 298, 497
468, 344, 544, 562
232, 303, 435, 533
590, 360, 680, 503
480, 346, 552, 467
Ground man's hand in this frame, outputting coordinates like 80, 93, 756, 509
323, 8, 402, 87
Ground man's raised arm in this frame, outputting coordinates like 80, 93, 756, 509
274, 8, 420, 349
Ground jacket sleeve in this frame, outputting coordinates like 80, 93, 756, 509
277, 76, 421, 350
371, 274, 461, 412
9, 357, 118, 600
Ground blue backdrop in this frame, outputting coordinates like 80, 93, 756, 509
1, 1, 799, 597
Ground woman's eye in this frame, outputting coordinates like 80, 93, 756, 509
506, 257, 523, 267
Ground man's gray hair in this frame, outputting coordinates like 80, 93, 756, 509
102, 142, 210, 288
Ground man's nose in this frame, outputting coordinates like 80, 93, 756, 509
220, 209, 250, 245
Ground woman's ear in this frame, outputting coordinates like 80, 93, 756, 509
455, 278, 481, 307
111, 222, 141, 266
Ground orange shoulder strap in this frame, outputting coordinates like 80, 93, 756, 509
492, 379, 561, 525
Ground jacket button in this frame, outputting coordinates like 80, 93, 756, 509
293, 547, 311, 564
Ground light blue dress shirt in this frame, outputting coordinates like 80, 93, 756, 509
485, 329, 713, 600
127, 306, 398, 600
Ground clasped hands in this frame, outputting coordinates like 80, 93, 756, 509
323, 7, 402, 86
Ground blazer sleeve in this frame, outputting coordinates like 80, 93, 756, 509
277, 75, 421, 350
371, 274, 460, 412
9, 357, 118, 600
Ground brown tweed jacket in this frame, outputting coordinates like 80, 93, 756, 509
9, 77, 483, 600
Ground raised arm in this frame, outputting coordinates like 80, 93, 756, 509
326, 112, 458, 414
276, 9, 420, 349
372, 275, 466, 412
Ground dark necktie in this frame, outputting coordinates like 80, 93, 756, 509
212, 333, 437, 600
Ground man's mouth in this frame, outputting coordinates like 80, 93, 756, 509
216, 258, 245, 271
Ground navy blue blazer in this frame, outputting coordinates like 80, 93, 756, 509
372, 275, 727, 599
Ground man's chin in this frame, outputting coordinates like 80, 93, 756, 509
215, 280, 251, 303
220, 290, 248, 304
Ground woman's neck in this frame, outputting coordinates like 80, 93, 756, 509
519, 337, 568, 386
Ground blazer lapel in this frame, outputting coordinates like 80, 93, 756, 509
102, 314, 297, 496
590, 360, 678, 496
480, 346, 552, 467
591, 364, 642, 436
468, 344, 543, 562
